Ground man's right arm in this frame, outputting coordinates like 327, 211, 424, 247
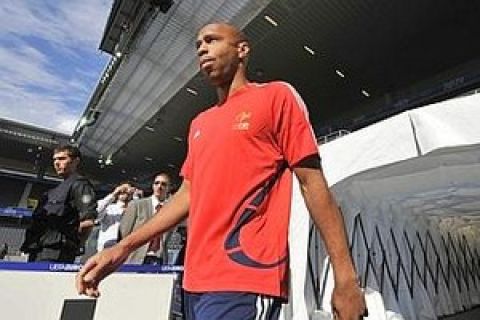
76, 180, 190, 297
72, 180, 97, 238
96, 193, 115, 216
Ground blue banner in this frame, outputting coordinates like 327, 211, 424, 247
0, 207, 33, 217
0, 261, 183, 273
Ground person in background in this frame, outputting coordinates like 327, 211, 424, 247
118, 172, 171, 264
21, 145, 96, 263
77, 23, 365, 320
95, 182, 135, 252
0, 243, 8, 260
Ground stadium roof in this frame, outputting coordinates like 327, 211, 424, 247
2, 0, 480, 187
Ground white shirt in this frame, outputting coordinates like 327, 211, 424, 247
151, 196, 161, 212
96, 194, 126, 251
147, 196, 167, 256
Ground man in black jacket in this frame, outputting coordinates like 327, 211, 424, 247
21, 145, 97, 263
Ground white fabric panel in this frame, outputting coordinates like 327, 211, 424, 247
284, 176, 311, 320
321, 93, 480, 187
321, 112, 418, 186
409, 94, 480, 154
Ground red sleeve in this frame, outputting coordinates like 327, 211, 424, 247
273, 82, 319, 166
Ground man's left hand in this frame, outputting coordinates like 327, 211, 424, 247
332, 279, 366, 320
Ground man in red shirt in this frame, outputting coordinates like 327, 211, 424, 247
77, 22, 365, 320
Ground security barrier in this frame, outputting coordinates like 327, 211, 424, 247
0, 262, 181, 320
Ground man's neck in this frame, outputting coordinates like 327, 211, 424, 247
60, 171, 76, 180
153, 195, 166, 202
216, 71, 249, 105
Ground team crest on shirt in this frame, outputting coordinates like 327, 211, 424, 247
81, 194, 93, 204
232, 111, 252, 130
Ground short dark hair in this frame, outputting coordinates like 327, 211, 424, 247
53, 145, 81, 160
153, 172, 171, 184
118, 180, 133, 186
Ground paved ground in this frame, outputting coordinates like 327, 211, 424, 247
440, 306, 480, 320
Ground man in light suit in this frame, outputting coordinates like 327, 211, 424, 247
119, 172, 171, 264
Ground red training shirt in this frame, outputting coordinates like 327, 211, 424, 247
181, 81, 319, 298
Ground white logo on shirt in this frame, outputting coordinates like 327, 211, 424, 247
193, 129, 201, 139
232, 111, 251, 130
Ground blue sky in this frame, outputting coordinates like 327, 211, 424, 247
0, 0, 112, 134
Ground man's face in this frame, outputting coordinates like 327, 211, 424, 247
53, 151, 79, 178
152, 174, 170, 200
195, 23, 246, 85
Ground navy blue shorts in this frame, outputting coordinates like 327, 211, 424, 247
183, 291, 283, 320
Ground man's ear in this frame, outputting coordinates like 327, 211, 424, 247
238, 41, 250, 60
72, 157, 81, 168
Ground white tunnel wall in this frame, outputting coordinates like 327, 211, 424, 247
286, 93, 480, 319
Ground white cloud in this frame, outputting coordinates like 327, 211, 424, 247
0, 44, 64, 91
0, 0, 111, 49
0, 81, 81, 134
0, 0, 111, 134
